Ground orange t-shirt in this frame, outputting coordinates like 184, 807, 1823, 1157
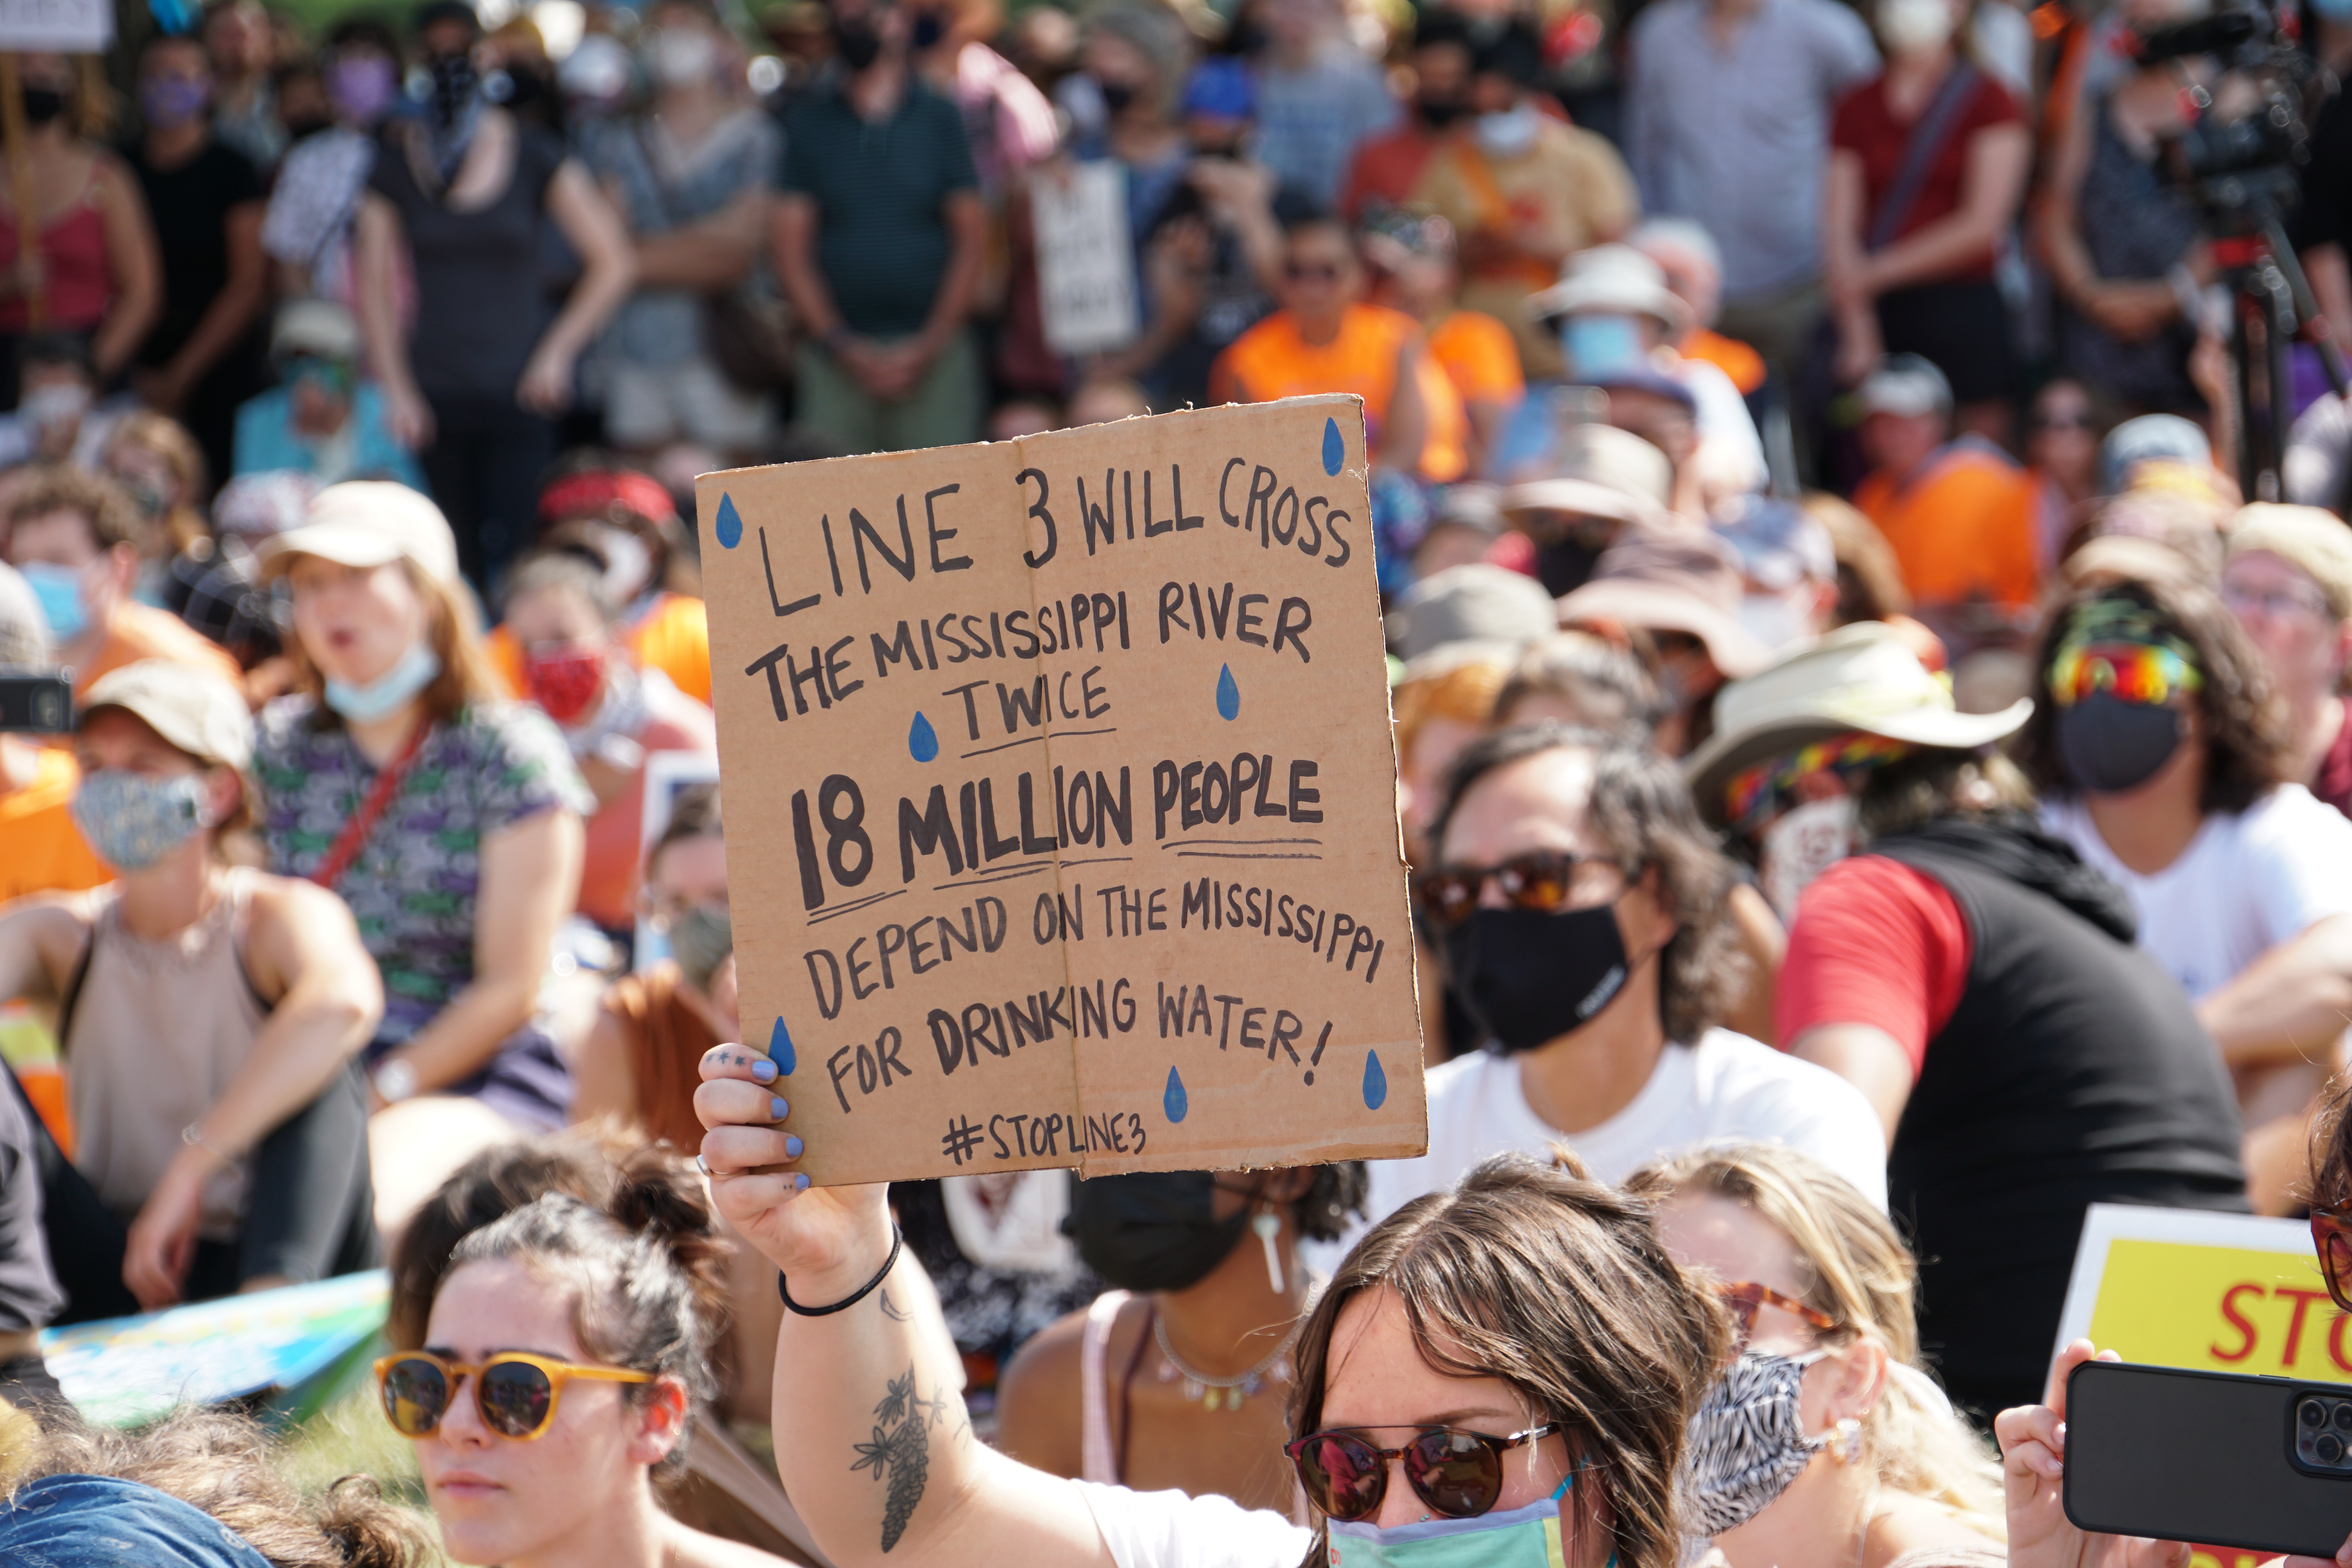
75, 601, 244, 699
487, 592, 713, 706
1212, 303, 1468, 481
1427, 309, 1525, 411
1681, 327, 1767, 397
0, 746, 110, 902
1855, 446, 2040, 610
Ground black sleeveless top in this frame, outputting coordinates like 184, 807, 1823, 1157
1873, 816, 2247, 1418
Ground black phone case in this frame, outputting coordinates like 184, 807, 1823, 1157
2064, 1360, 2352, 1558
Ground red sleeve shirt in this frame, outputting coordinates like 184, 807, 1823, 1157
1828, 70, 2024, 279
1775, 854, 1974, 1077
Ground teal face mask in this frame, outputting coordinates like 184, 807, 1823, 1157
323, 641, 441, 723
1328, 1477, 1607, 1568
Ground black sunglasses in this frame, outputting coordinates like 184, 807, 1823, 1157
1412, 851, 1625, 931
1283, 1424, 1560, 1522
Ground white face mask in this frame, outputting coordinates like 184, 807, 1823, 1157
651, 30, 719, 87
1739, 590, 1815, 652
1760, 795, 1858, 919
1472, 102, 1540, 158
1877, 0, 1956, 55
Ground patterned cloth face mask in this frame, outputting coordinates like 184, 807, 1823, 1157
71, 770, 212, 871
1677, 1349, 1832, 1537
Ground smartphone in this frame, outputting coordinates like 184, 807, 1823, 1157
2064, 1359, 2352, 1558
0, 673, 69, 733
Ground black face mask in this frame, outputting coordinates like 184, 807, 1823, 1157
20, 87, 65, 125
2057, 692, 2185, 795
910, 11, 946, 49
427, 53, 478, 125
1068, 1170, 1251, 1292
1096, 78, 1136, 115
1417, 96, 1467, 128
1443, 902, 1633, 1054
283, 114, 334, 142
833, 16, 885, 71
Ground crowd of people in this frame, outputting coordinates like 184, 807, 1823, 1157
0, 0, 2351, 1562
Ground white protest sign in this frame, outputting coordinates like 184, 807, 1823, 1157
0, 0, 112, 54
1031, 160, 1138, 358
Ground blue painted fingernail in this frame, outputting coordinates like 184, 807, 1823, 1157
752, 1057, 777, 1082
786, 1135, 804, 1158
770, 1096, 789, 1121
793, 1173, 810, 1192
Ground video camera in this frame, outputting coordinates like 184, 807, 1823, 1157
2131, 0, 2312, 232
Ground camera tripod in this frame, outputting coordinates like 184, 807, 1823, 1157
2205, 193, 2350, 502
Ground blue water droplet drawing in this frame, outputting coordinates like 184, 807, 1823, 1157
1163, 1066, 1189, 1123
768, 1016, 796, 1076
1321, 417, 1345, 476
908, 711, 939, 762
1361, 1050, 1387, 1110
714, 494, 744, 550
1215, 664, 1240, 721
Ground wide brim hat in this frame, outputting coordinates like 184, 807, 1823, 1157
1683, 621, 2033, 826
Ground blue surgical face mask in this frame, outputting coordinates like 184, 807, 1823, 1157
1561, 314, 1646, 379
323, 640, 442, 722
71, 769, 212, 871
1328, 1475, 1601, 1568
19, 560, 87, 641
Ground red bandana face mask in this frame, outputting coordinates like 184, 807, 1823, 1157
523, 644, 606, 725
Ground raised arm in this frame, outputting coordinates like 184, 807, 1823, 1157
696, 1045, 1115, 1568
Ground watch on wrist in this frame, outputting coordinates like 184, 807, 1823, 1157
373, 1058, 420, 1104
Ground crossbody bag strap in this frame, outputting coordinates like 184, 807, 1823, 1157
309, 719, 433, 891
1866, 62, 1984, 253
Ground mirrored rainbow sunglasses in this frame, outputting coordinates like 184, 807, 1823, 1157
2046, 642, 2202, 709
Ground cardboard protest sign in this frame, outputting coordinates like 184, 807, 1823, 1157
697, 396, 1426, 1186
0, 0, 111, 53
1029, 161, 1138, 357
2056, 1204, 2352, 1383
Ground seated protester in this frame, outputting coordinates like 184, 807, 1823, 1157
379, 1159, 799, 1568
499, 550, 715, 940
997, 1165, 1367, 1514
1849, 355, 2038, 661
1494, 631, 1667, 735
2221, 505, 2352, 821
0, 565, 108, 902
232, 299, 425, 489
1391, 563, 1558, 857
485, 459, 711, 704
0, 660, 381, 1320
100, 411, 214, 577
1627, 1143, 2004, 1568
698, 1047, 1734, 1568
1407, 21, 1637, 381
2024, 577, 2352, 1206
574, 785, 735, 1149
1497, 422, 1678, 595
1684, 626, 2248, 1418
167, 472, 314, 696
1339, 723, 1886, 1272
1408, 483, 1510, 580
1630, 218, 1769, 405
0, 466, 243, 698
0, 1024, 65, 1411
0, 332, 133, 471
1359, 212, 1523, 481
1208, 211, 1459, 482
253, 483, 592, 1232
1715, 494, 1843, 654
0, 1407, 427, 1565
1555, 530, 1775, 759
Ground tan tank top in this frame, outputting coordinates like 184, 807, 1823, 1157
65, 868, 268, 1240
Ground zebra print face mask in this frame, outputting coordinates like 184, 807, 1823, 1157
1677, 1349, 1831, 1539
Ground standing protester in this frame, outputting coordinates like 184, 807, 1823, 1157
0, 565, 108, 902
1336, 10, 1472, 222
1822, 0, 2029, 433
125, 32, 271, 489
254, 483, 591, 1229
356, 0, 636, 587
777, 0, 985, 455
1247, 0, 1397, 212
1624, 0, 1879, 379
1685, 626, 2248, 1418
587, 0, 779, 463
260, 18, 406, 307
2026, 578, 2352, 1192
0, 53, 160, 407
2220, 505, 2352, 820
0, 661, 381, 1320
201, 0, 287, 171
998, 1166, 1364, 1513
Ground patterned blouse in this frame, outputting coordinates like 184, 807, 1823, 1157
255, 697, 593, 1043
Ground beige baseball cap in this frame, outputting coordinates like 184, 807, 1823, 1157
260, 481, 462, 587
78, 658, 253, 771
2227, 503, 2352, 622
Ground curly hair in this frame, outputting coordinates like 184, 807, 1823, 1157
1430, 722, 1747, 1044
5, 463, 148, 555
1289, 1152, 1730, 1568
2017, 576, 2291, 815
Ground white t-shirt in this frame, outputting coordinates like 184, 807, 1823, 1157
2042, 785, 2352, 1000
1311, 1031, 1887, 1268
1076, 1481, 1309, 1568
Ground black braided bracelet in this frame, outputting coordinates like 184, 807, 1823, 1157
780, 1225, 904, 1316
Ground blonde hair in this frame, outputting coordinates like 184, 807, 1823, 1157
1624, 1142, 2004, 1536
286, 557, 503, 726
1393, 658, 1507, 774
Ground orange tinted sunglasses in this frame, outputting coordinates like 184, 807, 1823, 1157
375, 1350, 652, 1441
1716, 1280, 1837, 1348
2314, 1203, 2352, 1314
